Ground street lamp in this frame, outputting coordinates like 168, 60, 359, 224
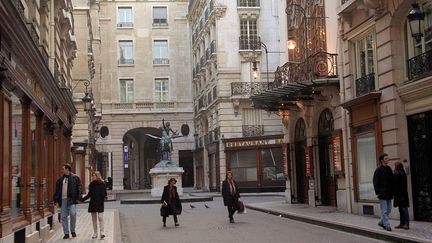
252, 40, 270, 86
82, 80, 92, 112
407, 3, 424, 42
286, 3, 309, 60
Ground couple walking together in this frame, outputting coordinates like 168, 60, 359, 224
54, 164, 107, 239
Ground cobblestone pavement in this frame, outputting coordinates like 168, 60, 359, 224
47, 209, 117, 243
247, 201, 432, 243
114, 197, 384, 243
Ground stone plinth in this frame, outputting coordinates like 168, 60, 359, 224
149, 162, 184, 197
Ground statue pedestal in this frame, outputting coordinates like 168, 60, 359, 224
149, 161, 184, 197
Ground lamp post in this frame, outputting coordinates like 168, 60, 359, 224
82, 80, 92, 112
407, 3, 424, 42
252, 40, 270, 88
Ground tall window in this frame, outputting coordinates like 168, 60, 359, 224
356, 132, 377, 201
153, 6, 168, 26
155, 78, 169, 102
153, 40, 169, 64
120, 79, 134, 103
119, 40, 134, 64
239, 20, 258, 50
242, 108, 263, 137
11, 94, 22, 217
117, 7, 133, 27
30, 111, 37, 210
354, 32, 376, 96
261, 148, 284, 181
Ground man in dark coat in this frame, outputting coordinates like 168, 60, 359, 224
54, 164, 82, 239
373, 153, 394, 231
222, 171, 240, 223
160, 178, 182, 227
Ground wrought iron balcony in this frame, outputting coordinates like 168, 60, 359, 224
117, 22, 133, 28
242, 125, 264, 137
211, 40, 216, 53
238, 0, 260, 7
239, 36, 260, 50
231, 82, 271, 96
408, 50, 432, 81
200, 56, 206, 68
355, 73, 375, 97
273, 51, 338, 88
153, 58, 169, 65
206, 48, 211, 61
118, 59, 134, 65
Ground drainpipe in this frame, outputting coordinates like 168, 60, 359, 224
338, 18, 353, 214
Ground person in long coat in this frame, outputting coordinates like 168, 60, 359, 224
160, 178, 182, 227
393, 162, 409, 229
81, 171, 107, 239
222, 171, 240, 223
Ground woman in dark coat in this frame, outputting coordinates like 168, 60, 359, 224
81, 171, 107, 239
393, 162, 409, 229
222, 171, 240, 223
160, 178, 182, 227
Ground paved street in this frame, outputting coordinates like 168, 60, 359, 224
94, 197, 384, 243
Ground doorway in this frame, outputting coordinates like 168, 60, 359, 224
179, 150, 194, 187
294, 118, 308, 203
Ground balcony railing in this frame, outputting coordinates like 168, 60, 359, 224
153, 58, 169, 65
408, 50, 432, 81
238, 0, 260, 7
118, 59, 134, 65
117, 22, 133, 27
231, 82, 272, 96
102, 102, 187, 112
239, 36, 260, 50
211, 40, 216, 53
355, 73, 375, 97
273, 51, 338, 88
206, 48, 211, 61
200, 56, 206, 68
242, 125, 264, 137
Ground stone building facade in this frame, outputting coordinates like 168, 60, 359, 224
0, 0, 77, 242
95, 0, 195, 190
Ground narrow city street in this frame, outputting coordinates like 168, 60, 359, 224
99, 197, 384, 243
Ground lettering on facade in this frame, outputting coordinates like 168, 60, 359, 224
225, 138, 283, 148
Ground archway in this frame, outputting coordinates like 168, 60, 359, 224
294, 118, 308, 203
318, 109, 336, 206
123, 127, 161, 189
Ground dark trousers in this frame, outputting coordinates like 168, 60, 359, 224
163, 215, 178, 224
399, 207, 409, 226
227, 205, 236, 220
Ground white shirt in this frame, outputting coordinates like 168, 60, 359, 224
62, 177, 68, 199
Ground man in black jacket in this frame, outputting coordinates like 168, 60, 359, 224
373, 153, 393, 231
54, 164, 82, 239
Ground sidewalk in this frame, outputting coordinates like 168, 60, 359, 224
246, 201, 432, 243
47, 209, 121, 243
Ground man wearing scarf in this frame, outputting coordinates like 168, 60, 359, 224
222, 171, 240, 223
54, 164, 82, 239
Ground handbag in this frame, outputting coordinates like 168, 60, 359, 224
236, 200, 245, 213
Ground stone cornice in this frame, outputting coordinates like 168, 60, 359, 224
398, 77, 432, 103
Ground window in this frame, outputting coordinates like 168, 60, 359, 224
239, 20, 258, 50
153, 6, 167, 26
229, 150, 257, 182
117, 7, 133, 27
11, 94, 22, 217
120, 79, 134, 103
153, 40, 169, 64
30, 111, 37, 210
356, 132, 377, 201
261, 148, 284, 181
119, 40, 134, 64
155, 78, 169, 102
242, 109, 263, 137
354, 32, 376, 96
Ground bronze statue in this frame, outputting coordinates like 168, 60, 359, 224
146, 119, 182, 162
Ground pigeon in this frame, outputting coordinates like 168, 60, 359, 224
190, 204, 196, 208
204, 204, 210, 208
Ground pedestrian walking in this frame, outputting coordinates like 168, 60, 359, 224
393, 162, 410, 230
222, 171, 240, 223
80, 171, 108, 239
53, 163, 82, 239
160, 178, 182, 227
373, 153, 394, 231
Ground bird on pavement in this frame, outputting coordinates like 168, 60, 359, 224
204, 204, 210, 208
190, 204, 196, 208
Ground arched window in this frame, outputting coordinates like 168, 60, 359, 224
295, 118, 306, 141
318, 109, 334, 136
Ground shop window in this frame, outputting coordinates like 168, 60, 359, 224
261, 148, 283, 181
356, 132, 377, 200
229, 150, 257, 181
11, 94, 22, 217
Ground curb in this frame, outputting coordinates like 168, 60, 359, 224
245, 204, 430, 243
120, 196, 213, 204
113, 209, 122, 243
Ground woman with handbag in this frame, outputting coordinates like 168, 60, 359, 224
222, 171, 240, 223
80, 171, 107, 239
160, 178, 182, 227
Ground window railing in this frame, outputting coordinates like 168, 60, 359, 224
117, 22, 133, 27
211, 40, 216, 53
206, 48, 211, 61
355, 73, 375, 97
408, 49, 432, 81
242, 125, 264, 137
118, 59, 134, 65
153, 58, 169, 65
200, 56, 206, 68
153, 19, 168, 26
239, 36, 260, 50
238, 0, 260, 7
231, 82, 270, 96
